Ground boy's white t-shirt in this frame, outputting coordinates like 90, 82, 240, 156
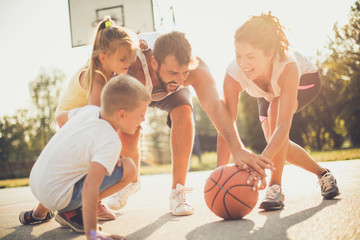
30, 105, 121, 210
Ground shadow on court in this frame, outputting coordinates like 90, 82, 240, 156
2, 224, 79, 240
125, 213, 181, 239
186, 198, 340, 240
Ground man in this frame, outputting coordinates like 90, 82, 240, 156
107, 31, 273, 216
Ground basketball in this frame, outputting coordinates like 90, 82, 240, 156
204, 164, 258, 220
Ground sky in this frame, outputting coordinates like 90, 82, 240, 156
0, 0, 355, 117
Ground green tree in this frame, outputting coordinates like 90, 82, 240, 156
193, 97, 217, 137
282, 1, 360, 150
300, 0, 360, 149
0, 110, 32, 162
329, 0, 360, 146
28, 68, 65, 153
141, 108, 171, 164
193, 97, 218, 152
342, 73, 360, 146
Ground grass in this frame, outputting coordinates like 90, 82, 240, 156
1, 148, 359, 188
0, 178, 29, 189
140, 152, 218, 175
141, 148, 360, 175
310, 148, 360, 162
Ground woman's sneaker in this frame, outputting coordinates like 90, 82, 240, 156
318, 169, 340, 199
169, 183, 194, 216
107, 182, 141, 210
19, 210, 54, 225
259, 184, 285, 211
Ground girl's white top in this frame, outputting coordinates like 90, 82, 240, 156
226, 50, 317, 102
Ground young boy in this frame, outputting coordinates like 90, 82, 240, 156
19, 75, 151, 239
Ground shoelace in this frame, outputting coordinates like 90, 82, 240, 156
319, 173, 335, 191
265, 185, 281, 199
114, 184, 136, 202
175, 187, 193, 204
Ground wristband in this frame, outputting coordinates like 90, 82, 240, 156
89, 230, 111, 240
89, 230, 97, 240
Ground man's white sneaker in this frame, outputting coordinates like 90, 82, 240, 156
169, 183, 194, 216
107, 182, 140, 210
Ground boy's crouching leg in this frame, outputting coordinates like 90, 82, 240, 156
99, 157, 137, 202
120, 157, 137, 184
106, 157, 139, 211
97, 157, 137, 220
19, 203, 55, 225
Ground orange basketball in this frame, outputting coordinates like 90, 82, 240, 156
204, 164, 258, 220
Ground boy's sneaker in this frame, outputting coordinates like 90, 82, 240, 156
19, 210, 54, 225
169, 183, 194, 216
97, 202, 116, 221
55, 208, 84, 233
318, 169, 340, 199
107, 182, 141, 210
259, 184, 285, 211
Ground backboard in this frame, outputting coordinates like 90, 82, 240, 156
68, 0, 155, 47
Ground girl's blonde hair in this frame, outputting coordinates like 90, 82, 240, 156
235, 12, 289, 60
83, 16, 139, 93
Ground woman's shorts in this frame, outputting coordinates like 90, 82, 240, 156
257, 71, 321, 123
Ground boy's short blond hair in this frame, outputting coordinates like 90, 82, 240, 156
101, 75, 151, 116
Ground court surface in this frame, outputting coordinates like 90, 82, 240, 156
1, 160, 359, 240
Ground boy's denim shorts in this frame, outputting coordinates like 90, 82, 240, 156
60, 164, 123, 212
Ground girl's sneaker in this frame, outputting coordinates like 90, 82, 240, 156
19, 209, 54, 225
259, 184, 285, 211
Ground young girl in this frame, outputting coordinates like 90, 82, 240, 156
217, 12, 340, 210
55, 16, 139, 220
56, 16, 138, 124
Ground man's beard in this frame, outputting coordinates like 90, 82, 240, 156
156, 70, 179, 93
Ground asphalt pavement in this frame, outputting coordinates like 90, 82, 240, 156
1, 160, 359, 240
